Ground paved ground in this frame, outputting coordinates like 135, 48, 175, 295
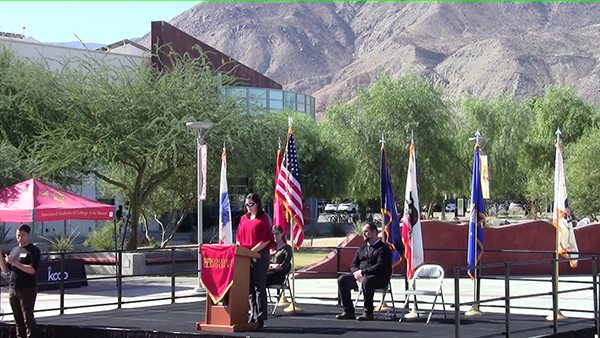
3, 214, 593, 336
20, 300, 594, 338
0, 274, 596, 322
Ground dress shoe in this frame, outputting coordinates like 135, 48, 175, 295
356, 312, 374, 321
335, 312, 356, 319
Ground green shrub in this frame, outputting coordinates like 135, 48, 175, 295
43, 229, 79, 252
304, 227, 322, 238
84, 222, 121, 251
352, 221, 364, 236
329, 222, 348, 237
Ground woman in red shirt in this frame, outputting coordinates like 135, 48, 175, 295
236, 193, 272, 328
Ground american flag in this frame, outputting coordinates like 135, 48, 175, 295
275, 128, 304, 249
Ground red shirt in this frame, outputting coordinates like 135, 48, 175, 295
236, 213, 273, 252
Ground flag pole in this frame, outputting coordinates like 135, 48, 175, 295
376, 134, 393, 314
466, 130, 483, 316
274, 140, 291, 307
284, 117, 301, 313
465, 221, 482, 316
546, 128, 565, 321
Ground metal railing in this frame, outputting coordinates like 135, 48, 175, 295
1, 245, 597, 338
330, 245, 599, 337
452, 255, 599, 338
1, 245, 202, 317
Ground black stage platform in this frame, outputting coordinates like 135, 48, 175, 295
0, 301, 595, 338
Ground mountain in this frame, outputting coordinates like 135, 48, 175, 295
47, 41, 106, 50
136, 2, 600, 115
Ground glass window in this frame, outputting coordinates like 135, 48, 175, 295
285, 92, 296, 102
285, 100, 296, 110
297, 103, 305, 112
249, 88, 267, 99
297, 94, 306, 104
269, 90, 283, 100
228, 88, 247, 98
305, 98, 312, 111
269, 100, 284, 109
250, 99, 267, 108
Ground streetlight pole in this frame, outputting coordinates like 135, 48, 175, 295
186, 121, 213, 293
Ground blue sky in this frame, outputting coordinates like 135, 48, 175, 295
0, 1, 200, 44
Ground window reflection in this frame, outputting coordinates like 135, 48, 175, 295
222, 87, 314, 117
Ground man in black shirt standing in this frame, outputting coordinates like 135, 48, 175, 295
336, 221, 392, 321
0, 224, 41, 338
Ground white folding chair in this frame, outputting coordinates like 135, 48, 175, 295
267, 274, 293, 315
400, 264, 447, 324
354, 280, 396, 319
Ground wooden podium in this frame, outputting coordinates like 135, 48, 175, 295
197, 244, 261, 332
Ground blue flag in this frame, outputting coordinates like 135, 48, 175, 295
381, 145, 404, 267
467, 144, 485, 278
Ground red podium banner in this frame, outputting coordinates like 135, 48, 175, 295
200, 245, 236, 303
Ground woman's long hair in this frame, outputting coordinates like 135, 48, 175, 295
273, 225, 287, 244
245, 193, 265, 218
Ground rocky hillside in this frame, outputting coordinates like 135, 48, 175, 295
137, 2, 600, 115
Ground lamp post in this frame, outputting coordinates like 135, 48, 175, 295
186, 121, 213, 293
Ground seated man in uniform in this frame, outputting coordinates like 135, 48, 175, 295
336, 221, 392, 321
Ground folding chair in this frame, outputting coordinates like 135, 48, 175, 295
267, 274, 293, 315
400, 264, 447, 324
354, 280, 396, 320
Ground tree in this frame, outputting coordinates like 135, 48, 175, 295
140, 168, 197, 248
320, 73, 457, 210
26, 49, 243, 249
565, 128, 600, 218
520, 86, 600, 214
0, 141, 30, 188
228, 111, 348, 202
453, 95, 531, 204
0, 46, 58, 187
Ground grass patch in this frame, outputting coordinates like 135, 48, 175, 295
293, 251, 328, 270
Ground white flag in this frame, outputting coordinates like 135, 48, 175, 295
200, 144, 207, 200
553, 142, 578, 268
401, 143, 424, 280
219, 149, 232, 245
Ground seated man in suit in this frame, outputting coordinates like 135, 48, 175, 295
336, 221, 392, 321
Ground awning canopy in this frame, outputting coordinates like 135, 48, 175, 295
0, 178, 114, 222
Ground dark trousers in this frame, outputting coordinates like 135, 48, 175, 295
338, 274, 389, 315
266, 270, 287, 287
9, 286, 37, 338
249, 250, 270, 322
